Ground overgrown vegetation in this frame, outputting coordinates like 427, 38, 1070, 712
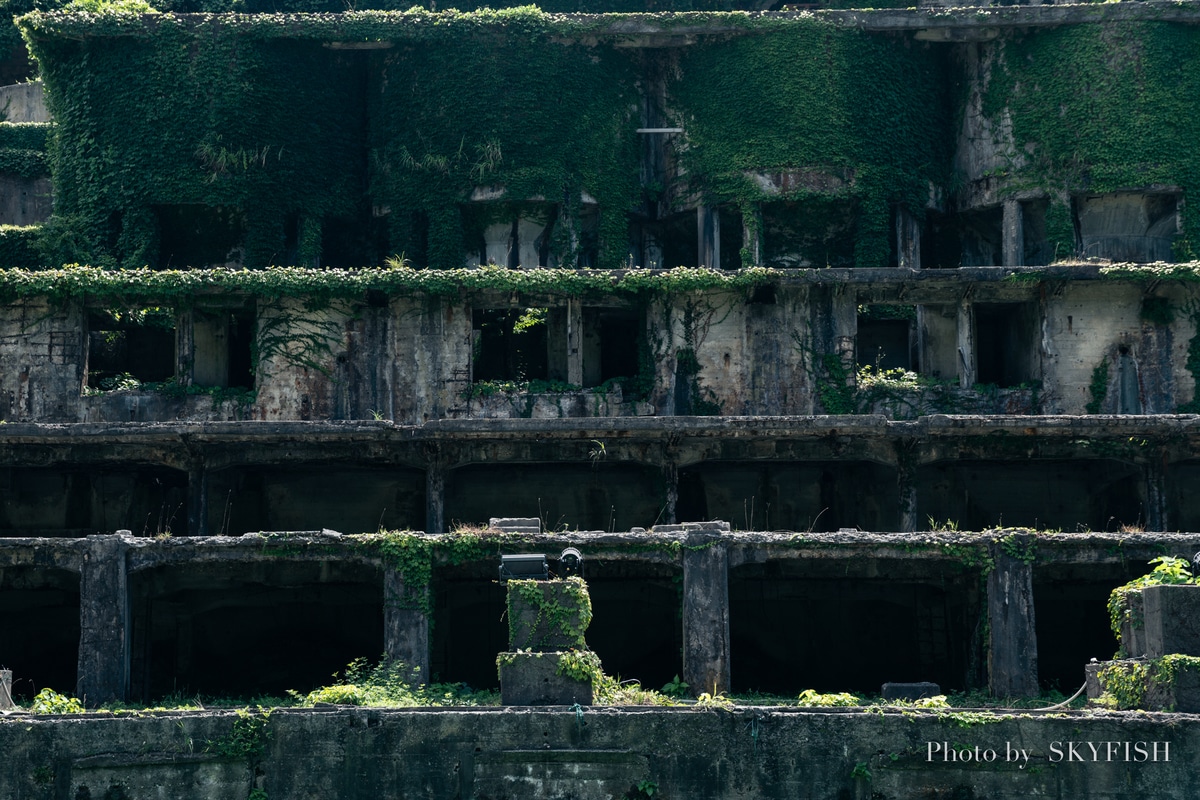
1107, 556, 1197, 647
981, 23, 1200, 259
295, 656, 497, 707
671, 20, 948, 268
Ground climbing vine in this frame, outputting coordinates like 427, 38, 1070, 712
669, 22, 948, 268
980, 23, 1200, 258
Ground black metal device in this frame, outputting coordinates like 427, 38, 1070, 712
499, 553, 549, 582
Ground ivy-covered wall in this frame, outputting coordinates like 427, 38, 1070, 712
369, 22, 639, 270
26, 17, 367, 268
670, 24, 949, 268
978, 23, 1200, 258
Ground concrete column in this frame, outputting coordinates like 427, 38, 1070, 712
384, 569, 430, 684
175, 308, 195, 386
698, 206, 720, 270
662, 462, 678, 526
0, 669, 12, 710
1145, 453, 1167, 532
425, 462, 445, 534
77, 534, 131, 706
895, 207, 921, 270
832, 287, 857, 393
1002, 199, 1023, 268
741, 205, 762, 267
682, 534, 730, 696
956, 299, 975, 389
896, 442, 918, 533
987, 543, 1039, 698
566, 298, 583, 387
187, 465, 208, 537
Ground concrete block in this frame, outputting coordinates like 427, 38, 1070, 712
1143, 585, 1200, 658
507, 579, 590, 652
489, 517, 541, 533
881, 682, 940, 701
498, 652, 593, 706
1119, 590, 1147, 658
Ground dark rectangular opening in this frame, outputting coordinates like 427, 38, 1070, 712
129, 562, 383, 701
956, 206, 1003, 267
974, 302, 1037, 387
472, 308, 549, 383
583, 308, 642, 389
761, 199, 856, 269
87, 307, 175, 391
730, 560, 982, 694
193, 307, 255, 389
857, 306, 916, 372
0, 567, 80, 700
155, 204, 245, 269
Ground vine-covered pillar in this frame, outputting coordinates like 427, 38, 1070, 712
698, 206, 720, 270
1002, 199, 1023, 268
384, 569, 430, 683
77, 534, 131, 706
895, 207, 921, 270
956, 296, 976, 388
741, 205, 762, 267
682, 534, 730, 696
986, 540, 1039, 698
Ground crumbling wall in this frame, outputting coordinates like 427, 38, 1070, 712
0, 298, 82, 421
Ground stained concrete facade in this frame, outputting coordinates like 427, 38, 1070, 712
2, 11, 1200, 795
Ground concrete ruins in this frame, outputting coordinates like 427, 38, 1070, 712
2, 0, 1200, 796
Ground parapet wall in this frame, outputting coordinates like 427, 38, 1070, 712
1, 705, 1194, 799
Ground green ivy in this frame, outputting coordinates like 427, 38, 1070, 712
669, 22, 948, 268
981, 24, 1200, 258
0, 264, 780, 303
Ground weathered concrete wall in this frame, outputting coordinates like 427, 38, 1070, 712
0, 299, 83, 422
0, 706, 1196, 799
2, 271, 1198, 424
0, 81, 49, 124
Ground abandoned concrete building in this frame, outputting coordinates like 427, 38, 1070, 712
3, 1, 1200, 797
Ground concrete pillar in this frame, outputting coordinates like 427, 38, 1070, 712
175, 308, 195, 385
77, 534, 131, 706
987, 543, 1039, 698
1146, 453, 1167, 532
682, 534, 730, 696
1002, 199, 1023, 268
698, 206, 720, 270
833, 287, 857, 392
425, 462, 445, 534
0, 669, 12, 710
956, 299, 975, 389
187, 466, 208, 537
566, 298, 583, 387
384, 569, 431, 684
741, 205, 762, 267
895, 207, 921, 270
896, 442, 918, 533
662, 462, 678, 526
